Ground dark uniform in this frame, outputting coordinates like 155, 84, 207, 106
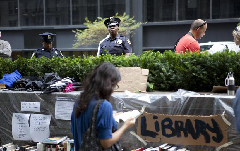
31, 32, 63, 59
98, 34, 132, 56
32, 47, 63, 58
97, 17, 132, 57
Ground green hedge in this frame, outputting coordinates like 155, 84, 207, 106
1, 50, 240, 92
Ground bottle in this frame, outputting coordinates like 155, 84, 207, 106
225, 72, 235, 95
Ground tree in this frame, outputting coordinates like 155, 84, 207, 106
72, 13, 143, 48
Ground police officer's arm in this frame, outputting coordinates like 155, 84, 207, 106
123, 37, 132, 57
97, 36, 108, 58
97, 42, 101, 58
58, 49, 64, 58
31, 51, 37, 58
31, 53, 35, 59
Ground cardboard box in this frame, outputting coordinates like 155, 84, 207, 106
115, 67, 149, 92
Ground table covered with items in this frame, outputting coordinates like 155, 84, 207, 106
0, 89, 239, 151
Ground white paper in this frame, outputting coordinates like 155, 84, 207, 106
114, 110, 140, 122
30, 114, 51, 142
21, 102, 40, 112
55, 100, 75, 120
12, 113, 31, 140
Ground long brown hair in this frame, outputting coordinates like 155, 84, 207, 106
75, 62, 121, 117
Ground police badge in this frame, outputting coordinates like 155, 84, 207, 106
116, 39, 122, 45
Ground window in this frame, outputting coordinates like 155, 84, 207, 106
0, 0, 18, 27
144, 0, 176, 22
100, 0, 126, 18
20, 0, 44, 26
45, 0, 70, 25
178, 0, 210, 20
212, 0, 240, 19
9, 20, 18, 27
72, 0, 97, 25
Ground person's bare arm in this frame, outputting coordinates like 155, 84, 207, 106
100, 117, 136, 149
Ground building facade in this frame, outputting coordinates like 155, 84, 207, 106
0, 0, 239, 60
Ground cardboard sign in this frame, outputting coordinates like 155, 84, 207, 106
0, 83, 6, 89
137, 112, 228, 147
115, 67, 149, 92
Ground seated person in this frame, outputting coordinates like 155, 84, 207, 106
31, 32, 63, 59
97, 17, 132, 57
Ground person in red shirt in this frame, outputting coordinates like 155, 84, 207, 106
175, 19, 207, 53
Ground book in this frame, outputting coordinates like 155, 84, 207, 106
42, 136, 68, 144
114, 106, 146, 122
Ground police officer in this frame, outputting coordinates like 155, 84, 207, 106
0, 31, 12, 58
97, 17, 132, 57
31, 32, 63, 59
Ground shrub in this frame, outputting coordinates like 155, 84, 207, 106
0, 50, 239, 92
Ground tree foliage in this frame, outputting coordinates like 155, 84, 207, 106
72, 13, 144, 48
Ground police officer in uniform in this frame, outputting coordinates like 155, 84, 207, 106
31, 32, 63, 58
0, 31, 12, 58
97, 17, 132, 57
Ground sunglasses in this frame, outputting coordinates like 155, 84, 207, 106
196, 20, 207, 29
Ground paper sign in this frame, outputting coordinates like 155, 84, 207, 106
30, 114, 51, 142
21, 102, 40, 112
12, 113, 31, 140
55, 98, 75, 120
137, 112, 228, 147
115, 67, 149, 92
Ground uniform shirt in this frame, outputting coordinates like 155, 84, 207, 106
31, 47, 63, 59
175, 34, 200, 53
97, 34, 132, 57
0, 39, 12, 58
71, 98, 117, 151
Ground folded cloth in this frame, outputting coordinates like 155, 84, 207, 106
0, 70, 21, 88
63, 84, 75, 92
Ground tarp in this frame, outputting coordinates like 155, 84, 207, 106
0, 89, 239, 150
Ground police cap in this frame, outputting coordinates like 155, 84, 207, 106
39, 32, 56, 43
104, 17, 121, 28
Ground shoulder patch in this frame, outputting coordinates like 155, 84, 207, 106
126, 38, 131, 45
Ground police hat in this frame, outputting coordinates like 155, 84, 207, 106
39, 32, 56, 43
104, 17, 121, 28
